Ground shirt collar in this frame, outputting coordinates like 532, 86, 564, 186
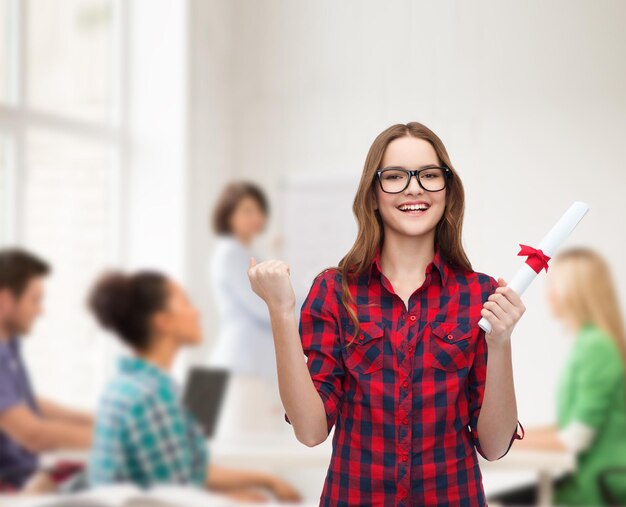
580, 321, 595, 334
0, 336, 19, 357
118, 356, 172, 385
367, 242, 448, 286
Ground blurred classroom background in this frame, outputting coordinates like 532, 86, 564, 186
1, 0, 625, 504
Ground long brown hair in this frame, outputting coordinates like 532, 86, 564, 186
549, 247, 626, 372
328, 122, 472, 345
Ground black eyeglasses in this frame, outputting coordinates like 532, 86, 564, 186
375, 166, 451, 193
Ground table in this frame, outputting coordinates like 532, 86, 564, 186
480, 449, 576, 506
36, 434, 576, 506
211, 433, 576, 506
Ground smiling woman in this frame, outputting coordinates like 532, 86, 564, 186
248, 121, 525, 506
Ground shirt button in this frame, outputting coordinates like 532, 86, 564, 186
402, 454, 408, 462
408, 345, 413, 353
447, 334, 454, 340
402, 380, 409, 388
359, 335, 364, 341
409, 315, 417, 321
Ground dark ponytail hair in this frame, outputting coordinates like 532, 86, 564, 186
88, 271, 169, 351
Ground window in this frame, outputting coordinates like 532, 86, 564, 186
26, 0, 115, 122
0, 136, 15, 242
0, 0, 13, 103
0, 0, 123, 408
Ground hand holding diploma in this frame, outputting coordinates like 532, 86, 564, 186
479, 201, 590, 334
480, 276, 527, 345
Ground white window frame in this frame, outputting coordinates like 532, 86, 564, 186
0, 0, 128, 259
0, 0, 132, 405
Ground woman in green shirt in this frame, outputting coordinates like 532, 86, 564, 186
490, 247, 626, 506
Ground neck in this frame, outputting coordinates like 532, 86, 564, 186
139, 336, 179, 372
0, 322, 11, 342
380, 229, 436, 280
234, 233, 252, 248
572, 319, 586, 335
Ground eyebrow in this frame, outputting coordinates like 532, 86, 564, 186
380, 164, 440, 170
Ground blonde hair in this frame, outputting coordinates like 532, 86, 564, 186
550, 246, 626, 370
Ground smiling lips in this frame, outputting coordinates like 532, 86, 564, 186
397, 201, 430, 216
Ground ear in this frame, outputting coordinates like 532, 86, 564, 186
0, 289, 11, 310
150, 311, 169, 335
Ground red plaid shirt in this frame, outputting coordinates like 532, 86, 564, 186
285, 242, 524, 506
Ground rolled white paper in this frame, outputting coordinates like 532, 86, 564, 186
478, 201, 590, 334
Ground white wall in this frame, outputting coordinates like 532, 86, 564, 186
187, 0, 626, 425
125, 0, 188, 278
101, 0, 191, 386
185, 0, 237, 365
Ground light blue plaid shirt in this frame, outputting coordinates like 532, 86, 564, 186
88, 357, 208, 488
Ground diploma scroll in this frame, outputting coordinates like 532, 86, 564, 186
478, 201, 590, 334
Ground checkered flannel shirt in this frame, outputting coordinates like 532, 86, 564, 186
89, 357, 208, 488
285, 242, 524, 506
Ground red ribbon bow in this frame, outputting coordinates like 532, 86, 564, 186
518, 244, 551, 274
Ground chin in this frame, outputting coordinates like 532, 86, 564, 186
17, 326, 31, 336
381, 209, 442, 239
388, 220, 437, 238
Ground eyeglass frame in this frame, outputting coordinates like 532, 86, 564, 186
375, 166, 452, 193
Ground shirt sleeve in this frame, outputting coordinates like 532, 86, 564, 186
0, 359, 22, 415
467, 275, 525, 460
570, 333, 623, 430
284, 270, 345, 434
212, 244, 272, 326
88, 409, 127, 485
557, 419, 597, 454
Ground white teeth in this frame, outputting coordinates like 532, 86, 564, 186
399, 204, 429, 211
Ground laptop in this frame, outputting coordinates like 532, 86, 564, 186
183, 367, 230, 438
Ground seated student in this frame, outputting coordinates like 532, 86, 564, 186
489, 247, 626, 506
87, 270, 302, 503
0, 248, 93, 492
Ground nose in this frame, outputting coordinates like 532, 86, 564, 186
405, 172, 424, 194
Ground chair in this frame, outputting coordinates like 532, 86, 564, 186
597, 467, 626, 506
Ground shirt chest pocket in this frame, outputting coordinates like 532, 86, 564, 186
427, 321, 473, 371
342, 321, 385, 375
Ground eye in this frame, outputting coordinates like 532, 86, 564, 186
421, 170, 443, 179
380, 169, 406, 180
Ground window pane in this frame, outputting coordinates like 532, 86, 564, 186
0, 0, 11, 102
27, 0, 115, 122
0, 135, 13, 243
21, 129, 118, 407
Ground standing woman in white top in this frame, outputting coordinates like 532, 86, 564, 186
209, 183, 290, 436
208, 182, 277, 380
